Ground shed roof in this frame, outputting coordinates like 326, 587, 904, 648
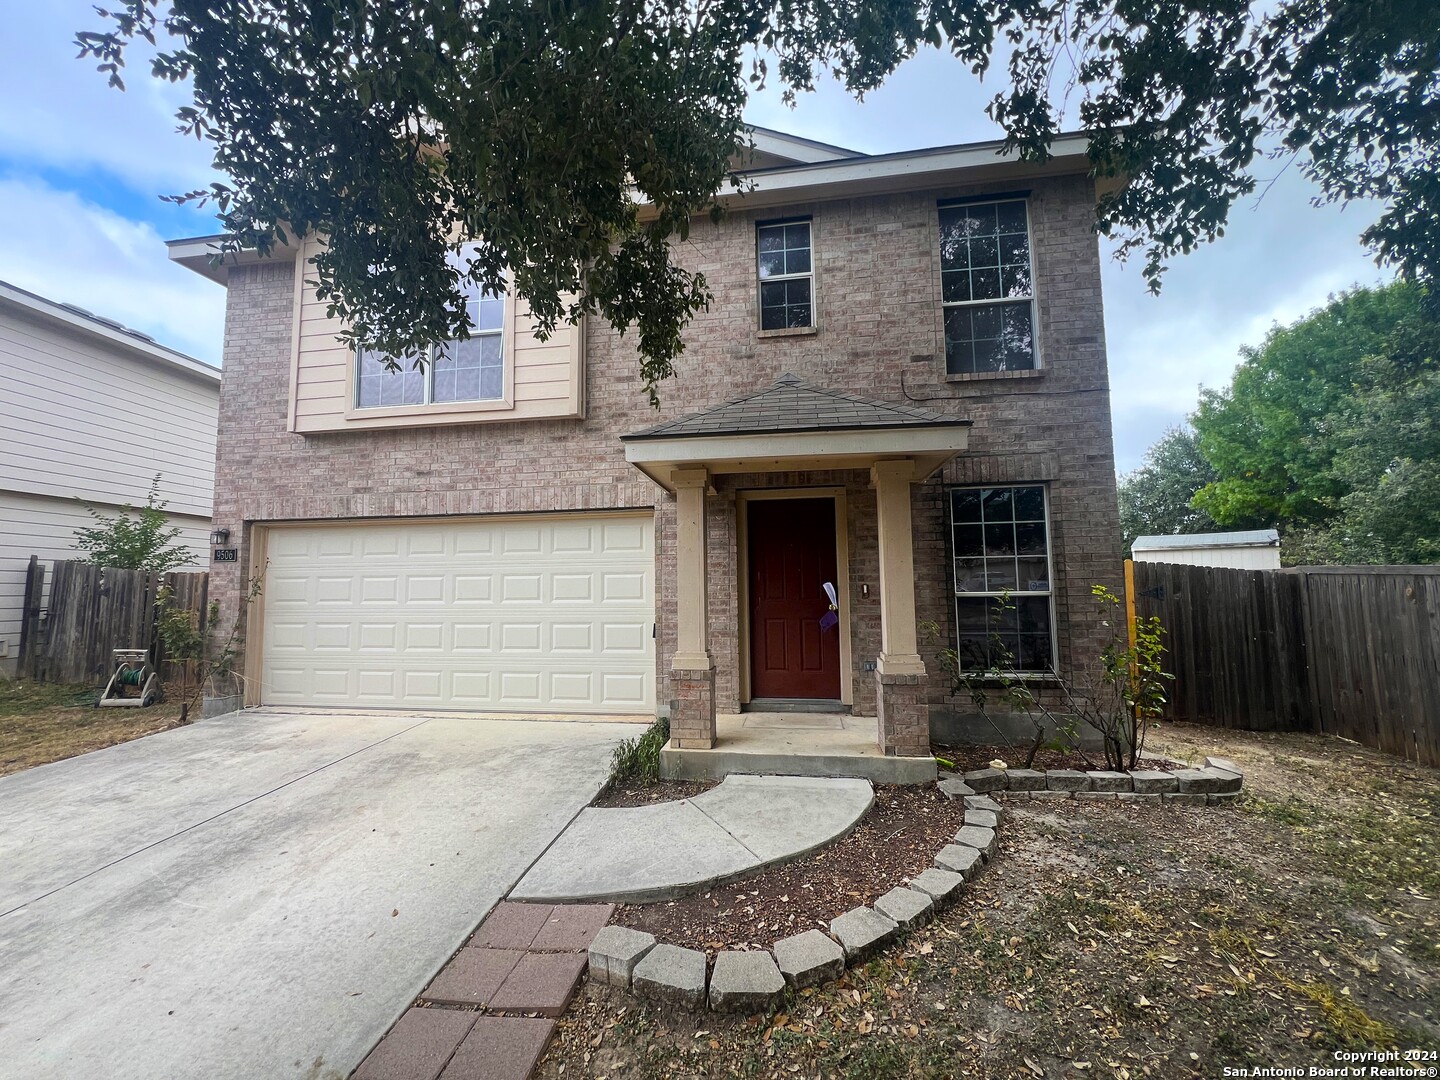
1131, 529, 1280, 552
621, 373, 970, 441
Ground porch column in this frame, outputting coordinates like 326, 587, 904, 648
669, 467, 716, 749
871, 459, 930, 757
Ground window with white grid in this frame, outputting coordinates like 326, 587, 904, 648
950, 485, 1055, 672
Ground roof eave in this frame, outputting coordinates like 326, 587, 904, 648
623, 424, 971, 492
0, 280, 220, 385
620, 418, 972, 442
167, 233, 300, 287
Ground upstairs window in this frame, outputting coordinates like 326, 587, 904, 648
938, 199, 1036, 374
356, 243, 505, 408
757, 220, 813, 330
950, 485, 1055, 672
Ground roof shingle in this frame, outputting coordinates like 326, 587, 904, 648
621, 373, 969, 441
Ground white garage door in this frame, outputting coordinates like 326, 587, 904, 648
260, 513, 655, 713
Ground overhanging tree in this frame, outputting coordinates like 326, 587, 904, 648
79, 1, 1440, 401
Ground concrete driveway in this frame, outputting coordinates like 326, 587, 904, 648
0, 708, 635, 1080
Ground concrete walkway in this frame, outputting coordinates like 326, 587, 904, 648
0, 708, 634, 1080
510, 774, 874, 904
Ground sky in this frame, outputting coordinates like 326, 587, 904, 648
0, 5, 1392, 472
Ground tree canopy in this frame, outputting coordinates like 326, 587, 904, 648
1116, 426, 1219, 553
1135, 281, 1439, 564
79, 1, 1440, 400
1191, 282, 1419, 529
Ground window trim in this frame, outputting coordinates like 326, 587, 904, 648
756, 216, 816, 332
948, 483, 1059, 675
346, 280, 517, 419
937, 196, 1041, 375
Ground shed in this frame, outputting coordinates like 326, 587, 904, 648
1131, 529, 1281, 570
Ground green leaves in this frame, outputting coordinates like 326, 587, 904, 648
78, 1, 1439, 401
72, 475, 193, 575
1117, 426, 1220, 553
1129, 281, 1440, 565
1191, 282, 1429, 534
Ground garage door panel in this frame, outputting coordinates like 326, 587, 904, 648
602, 623, 649, 653
603, 521, 649, 551
261, 514, 655, 713
601, 672, 650, 708
552, 574, 594, 602
454, 575, 494, 602
500, 574, 542, 602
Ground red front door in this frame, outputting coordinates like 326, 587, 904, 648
748, 497, 842, 700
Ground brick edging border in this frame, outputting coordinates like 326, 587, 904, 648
586, 793, 1008, 1013
950, 754, 1246, 805
585, 755, 1246, 1015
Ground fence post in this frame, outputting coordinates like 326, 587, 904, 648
17, 556, 44, 679
1125, 558, 1138, 654
1295, 569, 1323, 736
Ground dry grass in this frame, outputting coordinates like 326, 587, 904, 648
537, 723, 1440, 1079
0, 679, 188, 777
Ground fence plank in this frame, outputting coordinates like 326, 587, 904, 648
17, 556, 45, 679
1133, 561, 1440, 766
24, 560, 210, 692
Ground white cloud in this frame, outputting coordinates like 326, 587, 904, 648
0, 2, 219, 195
0, 177, 225, 364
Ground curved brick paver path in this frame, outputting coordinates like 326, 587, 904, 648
509, 774, 875, 903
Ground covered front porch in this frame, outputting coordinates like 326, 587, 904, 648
622, 374, 971, 775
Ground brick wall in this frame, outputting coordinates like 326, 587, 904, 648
209, 170, 1122, 722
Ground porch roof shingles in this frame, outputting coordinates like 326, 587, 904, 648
620, 373, 971, 441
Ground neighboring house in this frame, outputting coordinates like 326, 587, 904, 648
0, 280, 220, 676
1132, 529, 1282, 570
169, 126, 1123, 757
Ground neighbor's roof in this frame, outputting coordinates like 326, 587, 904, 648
622, 372, 971, 441
1132, 529, 1281, 552
0, 279, 220, 385
746, 125, 864, 162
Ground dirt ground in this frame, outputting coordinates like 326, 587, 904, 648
612, 785, 966, 957
0, 679, 188, 777
537, 723, 1440, 1079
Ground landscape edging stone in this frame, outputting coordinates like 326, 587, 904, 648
602, 755, 1243, 1014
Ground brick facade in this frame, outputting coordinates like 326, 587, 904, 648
207, 170, 1122, 731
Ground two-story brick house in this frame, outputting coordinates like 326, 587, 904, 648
170, 126, 1124, 767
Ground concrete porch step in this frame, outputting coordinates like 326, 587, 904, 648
658, 712, 937, 785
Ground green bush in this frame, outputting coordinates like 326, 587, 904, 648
608, 716, 670, 785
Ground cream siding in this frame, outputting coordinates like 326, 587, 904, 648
289, 237, 584, 434
0, 295, 220, 676
0, 308, 219, 516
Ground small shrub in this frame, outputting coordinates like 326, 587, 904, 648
73, 475, 193, 574
608, 716, 670, 785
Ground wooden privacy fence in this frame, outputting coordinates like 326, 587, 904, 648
1132, 561, 1440, 767
17, 558, 209, 688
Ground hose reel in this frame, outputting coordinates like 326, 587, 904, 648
99, 649, 160, 708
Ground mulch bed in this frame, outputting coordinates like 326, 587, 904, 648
609, 784, 965, 957
933, 741, 1189, 772
590, 778, 719, 808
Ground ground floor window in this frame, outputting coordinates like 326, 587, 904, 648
950, 484, 1055, 672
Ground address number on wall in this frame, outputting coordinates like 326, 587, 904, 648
213, 548, 239, 563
